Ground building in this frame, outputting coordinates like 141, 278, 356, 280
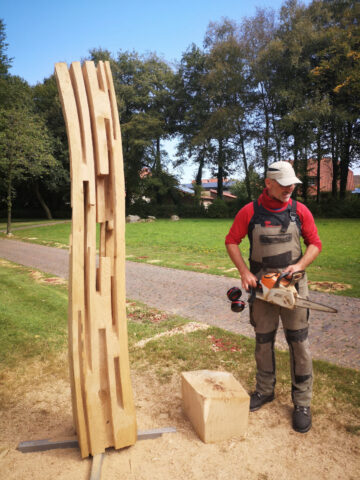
306, 158, 355, 195
179, 178, 237, 208
353, 175, 360, 188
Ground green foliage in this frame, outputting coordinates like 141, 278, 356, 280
1, 3, 360, 223
141, 169, 179, 205
230, 166, 263, 202
176, 202, 207, 218
88, 49, 176, 207
206, 198, 230, 218
0, 103, 57, 231
176, 20, 252, 192
306, 194, 360, 218
126, 198, 152, 218
127, 198, 211, 219
32, 75, 70, 200
0, 19, 12, 77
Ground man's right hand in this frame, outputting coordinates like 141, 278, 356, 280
225, 244, 258, 292
240, 269, 258, 292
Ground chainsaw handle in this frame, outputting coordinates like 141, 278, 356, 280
274, 270, 305, 288
274, 272, 291, 288
248, 281, 262, 304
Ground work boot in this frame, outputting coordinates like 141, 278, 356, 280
250, 391, 275, 412
293, 405, 312, 433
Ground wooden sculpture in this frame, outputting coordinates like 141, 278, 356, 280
54, 61, 137, 458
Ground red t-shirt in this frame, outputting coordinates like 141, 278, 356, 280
225, 189, 322, 251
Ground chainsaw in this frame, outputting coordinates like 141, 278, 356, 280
227, 271, 337, 313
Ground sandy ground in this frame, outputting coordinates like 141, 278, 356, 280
0, 364, 359, 480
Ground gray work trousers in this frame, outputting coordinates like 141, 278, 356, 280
250, 298, 313, 406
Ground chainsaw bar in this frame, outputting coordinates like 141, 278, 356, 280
253, 291, 338, 313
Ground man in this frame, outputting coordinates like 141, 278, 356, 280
225, 161, 321, 433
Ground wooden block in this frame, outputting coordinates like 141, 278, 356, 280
181, 370, 250, 443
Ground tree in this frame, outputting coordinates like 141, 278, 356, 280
175, 44, 214, 188
308, 0, 360, 198
89, 49, 176, 208
141, 169, 178, 205
240, 8, 280, 176
0, 106, 56, 233
230, 165, 263, 203
0, 19, 12, 77
32, 75, 70, 213
201, 19, 250, 198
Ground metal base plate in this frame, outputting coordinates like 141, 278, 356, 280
17, 427, 177, 454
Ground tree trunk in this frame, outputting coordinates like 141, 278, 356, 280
34, 182, 53, 220
216, 139, 224, 199
301, 148, 309, 203
339, 122, 352, 199
217, 164, 224, 199
6, 168, 12, 235
331, 121, 339, 198
261, 88, 270, 175
292, 135, 300, 199
267, 92, 281, 162
239, 132, 251, 201
154, 137, 161, 173
195, 153, 205, 186
316, 132, 322, 204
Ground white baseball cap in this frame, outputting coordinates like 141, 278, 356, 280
266, 161, 302, 186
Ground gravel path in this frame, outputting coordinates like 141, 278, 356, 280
0, 238, 359, 370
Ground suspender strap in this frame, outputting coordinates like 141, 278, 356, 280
290, 200, 297, 222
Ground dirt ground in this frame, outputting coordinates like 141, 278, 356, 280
0, 363, 359, 480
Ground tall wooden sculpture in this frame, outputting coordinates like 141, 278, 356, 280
55, 61, 137, 458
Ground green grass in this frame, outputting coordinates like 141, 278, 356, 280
0, 218, 69, 231
0, 260, 359, 431
0, 262, 68, 368
2, 217, 359, 297
1, 221, 73, 248
309, 219, 360, 291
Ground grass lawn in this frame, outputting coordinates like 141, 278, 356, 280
0, 218, 69, 231
0, 260, 359, 432
2, 217, 359, 297
0, 260, 68, 370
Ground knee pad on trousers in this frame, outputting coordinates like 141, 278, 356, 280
284, 327, 309, 343
255, 329, 277, 374
285, 327, 312, 383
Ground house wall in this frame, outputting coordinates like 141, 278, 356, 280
307, 158, 355, 195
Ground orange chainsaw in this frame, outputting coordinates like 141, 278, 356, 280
227, 271, 338, 313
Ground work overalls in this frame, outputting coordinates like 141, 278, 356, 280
248, 200, 313, 406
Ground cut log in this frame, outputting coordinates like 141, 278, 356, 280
181, 370, 250, 443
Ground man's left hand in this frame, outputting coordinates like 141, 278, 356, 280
283, 263, 303, 278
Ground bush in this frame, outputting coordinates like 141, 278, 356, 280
126, 199, 152, 218
206, 198, 230, 218
227, 198, 249, 218
176, 203, 207, 218
151, 203, 177, 218
305, 194, 360, 218
0, 208, 48, 219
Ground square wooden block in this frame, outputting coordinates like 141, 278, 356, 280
181, 370, 250, 443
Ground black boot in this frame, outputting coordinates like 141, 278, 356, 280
293, 405, 312, 433
250, 391, 275, 412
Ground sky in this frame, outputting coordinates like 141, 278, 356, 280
3, 0, 293, 86
7, 0, 356, 183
